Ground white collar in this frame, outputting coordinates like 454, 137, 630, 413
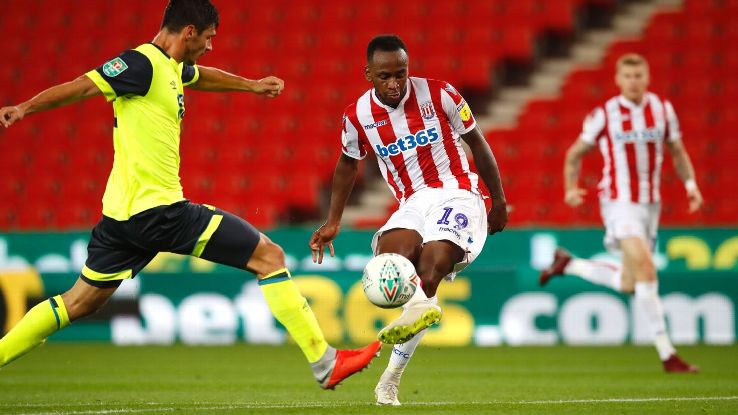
618, 93, 649, 110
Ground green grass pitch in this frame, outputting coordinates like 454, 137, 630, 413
1, 344, 737, 414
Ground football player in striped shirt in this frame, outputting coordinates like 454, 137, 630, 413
309, 35, 508, 405
540, 53, 702, 373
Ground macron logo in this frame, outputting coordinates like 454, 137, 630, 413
364, 120, 388, 130
375, 127, 439, 157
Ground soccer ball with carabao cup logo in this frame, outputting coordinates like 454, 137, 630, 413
361, 253, 418, 308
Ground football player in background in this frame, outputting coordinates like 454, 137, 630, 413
540, 53, 702, 373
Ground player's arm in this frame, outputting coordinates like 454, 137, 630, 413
187, 65, 284, 97
461, 126, 508, 234
0, 75, 101, 128
662, 100, 703, 212
666, 139, 703, 212
564, 106, 602, 207
563, 139, 595, 207
310, 154, 360, 264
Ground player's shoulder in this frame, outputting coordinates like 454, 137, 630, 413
645, 91, 673, 108
343, 90, 372, 116
422, 77, 458, 94
104, 46, 153, 75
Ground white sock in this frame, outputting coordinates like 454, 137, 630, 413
564, 258, 622, 291
382, 296, 437, 382
635, 281, 675, 361
407, 280, 429, 305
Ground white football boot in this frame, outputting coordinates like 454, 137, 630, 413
375, 374, 401, 406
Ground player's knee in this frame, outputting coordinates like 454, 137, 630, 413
631, 254, 656, 282
62, 294, 105, 321
253, 240, 287, 276
417, 258, 453, 292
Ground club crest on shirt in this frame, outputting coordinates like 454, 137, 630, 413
102, 57, 129, 77
419, 101, 435, 120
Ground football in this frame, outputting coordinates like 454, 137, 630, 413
361, 253, 419, 308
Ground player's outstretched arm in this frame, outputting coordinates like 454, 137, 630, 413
310, 154, 360, 264
187, 66, 284, 97
563, 139, 595, 207
0, 75, 101, 128
462, 126, 508, 235
666, 139, 703, 212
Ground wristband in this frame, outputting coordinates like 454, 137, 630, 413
684, 178, 697, 193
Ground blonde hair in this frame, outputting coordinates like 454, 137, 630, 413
616, 53, 649, 71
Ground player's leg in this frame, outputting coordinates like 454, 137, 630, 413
375, 240, 463, 405
0, 278, 119, 367
540, 201, 635, 291
375, 228, 423, 263
0, 215, 148, 368
375, 190, 487, 404
621, 236, 697, 372
539, 248, 626, 291
190, 206, 380, 388
372, 229, 425, 404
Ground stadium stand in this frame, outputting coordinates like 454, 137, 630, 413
0, 0, 733, 230
491, 0, 737, 226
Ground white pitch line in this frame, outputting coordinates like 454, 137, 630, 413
517, 396, 738, 405
6, 396, 738, 415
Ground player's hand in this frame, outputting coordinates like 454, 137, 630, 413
564, 187, 586, 207
487, 200, 508, 235
254, 76, 284, 98
310, 223, 339, 264
0, 105, 25, 128
687, 186, 704, 213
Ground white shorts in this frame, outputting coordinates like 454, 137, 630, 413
371, 187, 488, 280
600, 200, 660, 251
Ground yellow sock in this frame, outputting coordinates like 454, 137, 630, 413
0, 295, 70, 367
259, 269, 328, 363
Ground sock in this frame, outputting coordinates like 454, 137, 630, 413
564, 258, 622, 291
0, 295, 70, 367
635, 281, 675, 360
407, 279, 429, 305
310, 345, 337, 382
382, 296, 437, 383
258, 268, 329, 364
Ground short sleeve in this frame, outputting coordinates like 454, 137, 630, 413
663, 100, 682, 142
579, 107, 606, 145
341, 112, 367, 160
182, 64, 199, 86
440, 82, 476, 135
85, 50, 153, 102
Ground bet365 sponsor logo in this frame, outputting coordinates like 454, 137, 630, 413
614, 127, 663, 142
375, 127, 439, 157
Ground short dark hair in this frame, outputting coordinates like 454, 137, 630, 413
366, 35, 408, 62
161, 0, 219, 33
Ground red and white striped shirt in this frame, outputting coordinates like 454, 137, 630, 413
341, 77, 479, 203
580, 93, 681, 204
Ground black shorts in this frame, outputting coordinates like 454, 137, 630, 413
81, 200, 260, 288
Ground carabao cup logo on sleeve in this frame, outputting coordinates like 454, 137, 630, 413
103, 58, 129, 77
375, 127, 439, 157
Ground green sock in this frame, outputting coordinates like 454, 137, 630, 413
0, 295, 70, 367
259, 269, 329, 363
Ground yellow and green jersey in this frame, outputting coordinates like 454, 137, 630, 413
85, 43, 199, 220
